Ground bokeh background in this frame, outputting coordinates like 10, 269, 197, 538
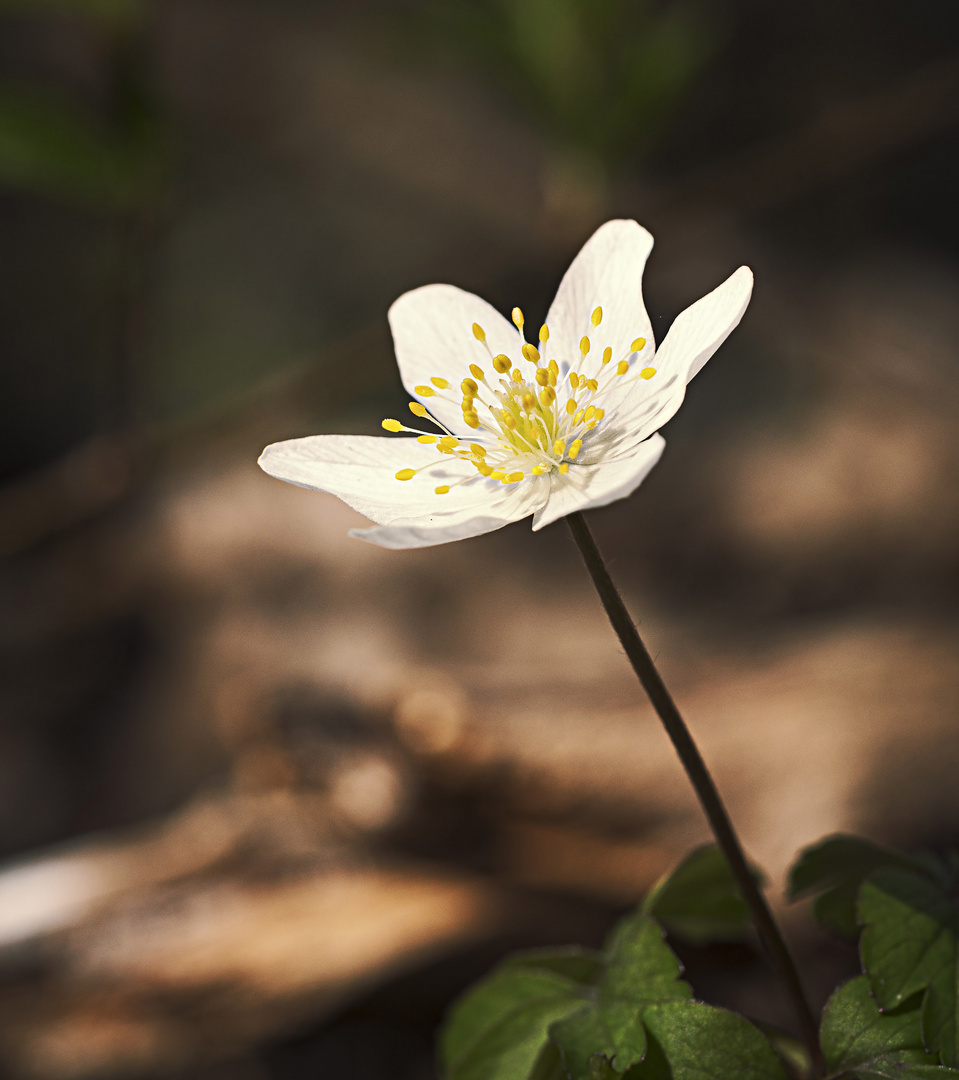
2, 0, 959, 1077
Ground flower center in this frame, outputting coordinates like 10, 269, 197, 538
383, 305, 655, 494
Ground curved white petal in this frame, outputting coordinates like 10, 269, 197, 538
388, 284, 524, 433
544, 220, 654, 378
531, 434, 666, 531
350, 475, 549, 548
653, 265, 753, 384
258, 434, 548, 529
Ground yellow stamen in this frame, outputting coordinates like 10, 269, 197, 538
512, 368, 522, 383
553, 439, 566, 455
630, 337, 647, 352
463, 412, 480, 429
584, 405, 596, 421
476, 461, 493, 476
602, 347, 612, 365
580, 336, 590, 356
381, 419, 402, 432
470, 444, 486, 457
409, 402, 428, 418
559, 463, 569, 474
565, 399, 577, 415
532, 464, 548, 475
395, 469, 415, 481
535, 368, 549, 386
574, 410, 584, 425
539, 387, 555, 406
616, 360, 629, 376
469, 363, 484, 380
568, 439, 582, 459
492, 354, 511, 374
521, 392, 536, 411
539, 323, 549, 343
435, 485, 450, 494
506, 471, 523, 483
490, 470, 505, 481
461, 378, 478, 395
439, 436, 459, 449
431, 376, 449, 389
511, 307, 524, 330
417, 434, 437, 444
472, 323, 486, 342
591, 306, 603, 327
640, 367, 656, 380
415, 385, 436, 396
522, 343, 540, 363
586, 378, 598, 392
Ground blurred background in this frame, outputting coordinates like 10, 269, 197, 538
1, 0, 959, 1076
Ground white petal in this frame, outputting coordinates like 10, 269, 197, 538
388, 284, 524, 434
350, 476, 549, 549
544, 220, 654, 377
531, 434, 666, 531
653, 265, 753, 384
259, 434, 548, 529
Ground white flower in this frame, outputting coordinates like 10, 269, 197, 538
259, 220, 753, 549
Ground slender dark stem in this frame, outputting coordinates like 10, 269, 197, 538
566, 511, 822, 1071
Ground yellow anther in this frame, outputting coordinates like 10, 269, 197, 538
532, 464, 548, 475
631, 337, 647, 352
640, 367, 657, 380
434, 485, 450, 494
431, 376, 450, 389
415, 385, 436, 396
472, 323, 486, 342
439, 436, 459, 448
535, 368, 549, 386
548, 358, 558, 375
602, 347, 612, 365
506, 472, 524, 483
580, 336, 590, 356
463, 411, 480, 429
569, 371, 578, 387
574, 410, 584, 425
409, 402, 428, 417
584, 405, 596, 421
490, 470, 505, 481
616, 360, 629, 376
539, 387, 556, 406
512, 368, 522, 383
522, 343, 540, 363
594, 408, 605, 420
591, 306, 603, 327
470, 443, 486, 457
469, 363, 484, 380
586, 378, 598, 392
511, 307, 524, 330
462, 395, 474, 411
461, 378, 478, 395
539, 323, 549, 343
521, 392, 536, 411
565, 399, 577, 415
502, 413, 516, 430
417, 434, 438, 444
381, 419, 402, 432
492, 354, 511, 374
553, 439, 566, 455
547, 368, 557, 387
578, 374, 588, 389
559, 463, 569, 474
395, 468, 415, 481
476, 461, 493, 476
568, 439, 582, 459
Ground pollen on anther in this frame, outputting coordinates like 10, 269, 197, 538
522, 343, 540, 363
558, 463, 569, 474
511, 368, 522, 383
469, 364, 484, 380
532, 464, 548, 475
602, 347, 612, 365
472, 323, 486, 342
492, 354, 511, 374
415, 385, 436, 396
470, 444, 486, 457
535, 369, 549, 386
381, 419, 402, 432
565, 399, 576, 415
435, 485, 450, 494
539, 387, 555, 406
591, 306, 603, 327
539, 324, 549, 343
506, 472, 524, 483
461, 378, 478, 395
553, 439, 566, 455
631, 337, 647, 352
395, 469, 415, 481
409, 402, 428, 417
640, 367, 657, 380
417, 434, 437, 444
431, 376, 450, 389
580, 336, 590, 356
616, 360, 629, 376
511, 307, 524, 330
568, 439, 583, 459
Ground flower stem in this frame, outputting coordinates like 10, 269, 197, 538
566, 511, 822, 1071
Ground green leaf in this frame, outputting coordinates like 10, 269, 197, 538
788, 835, 927, 937
442, 966, 591, 1080
502, 948, 605, 987
644, 845, 762, 945
549, 914, 692, 1080
636, 1001, 790, 1080
859, 869, 959, 1067
818, 974, 951, 1080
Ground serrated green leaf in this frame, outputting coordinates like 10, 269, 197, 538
859, 869, 959, 1067
549, 914, 692, 1080
643, 845, 762, 945
819, 974, 945, 1080
636, 1001, 789, 1080
788, 835, 926, 937
441, 967, 590, 1078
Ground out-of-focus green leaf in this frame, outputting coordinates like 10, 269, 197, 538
0, 81, 166, 207
635, 1001, 789, 1080
859, 869, 959, 1067
643, 844, 763, 945
549, 914, 692, 1080
788, 834, 930, 937
819, 975, 952, 1080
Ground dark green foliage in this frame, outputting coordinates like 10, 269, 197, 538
643, 844, 759, 945
819, 975, 955, 1080
788, 834, 930, 937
